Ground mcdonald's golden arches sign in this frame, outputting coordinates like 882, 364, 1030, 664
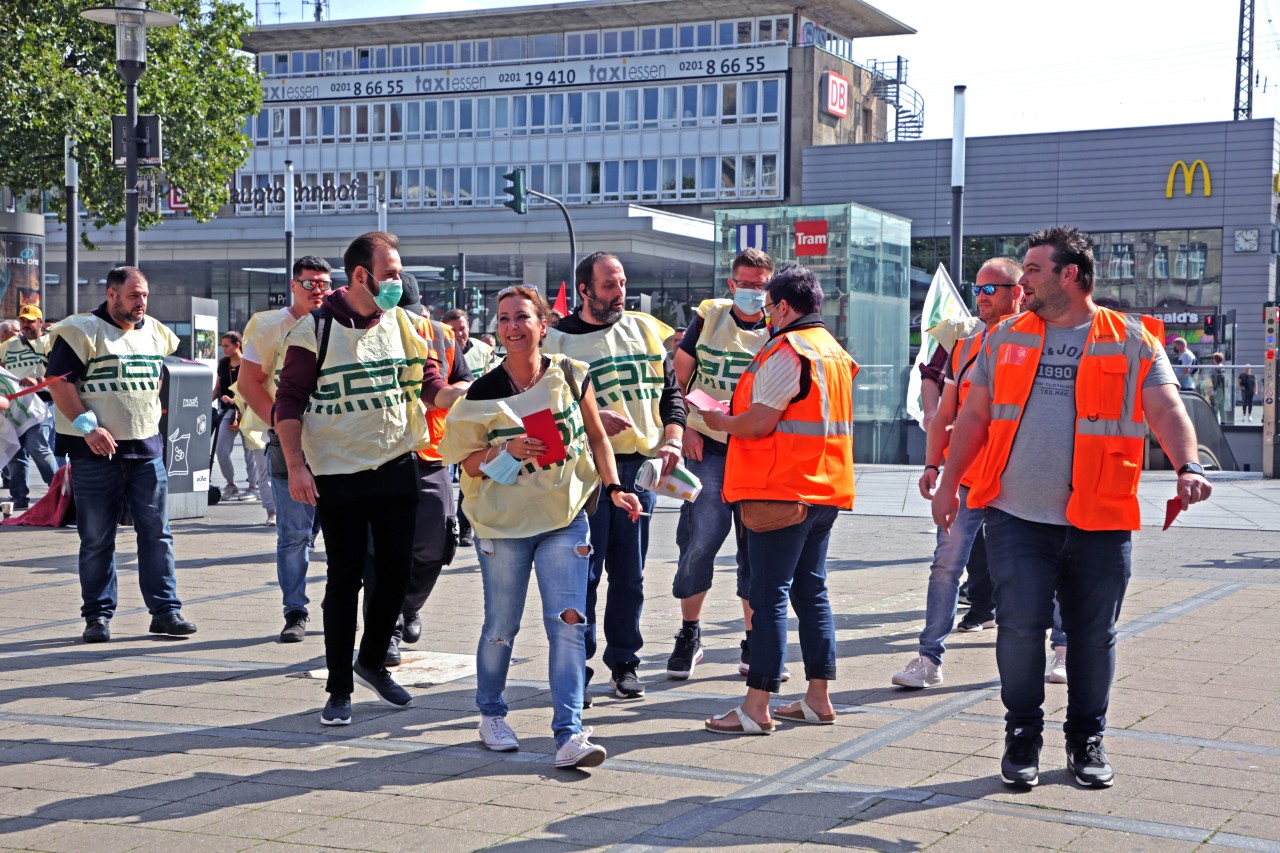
1166, 160, 1211, 198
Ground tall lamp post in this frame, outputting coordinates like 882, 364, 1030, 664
81, 0, 178, 267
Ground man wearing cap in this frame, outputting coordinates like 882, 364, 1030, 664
2, 305, 59, 510
364, 272, 472, 665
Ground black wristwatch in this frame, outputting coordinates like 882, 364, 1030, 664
605, 483, 628, 498
924, 464, 940, 473
1177, 462, 1206, 476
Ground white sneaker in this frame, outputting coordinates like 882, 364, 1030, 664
221, 483, 240, 500
264, 511, 276, 526
891, 655, 943, 688
555, 727, 607, 768
1046, 647, 1068, 684
241, 489, 260, 503
478, 714, 518, 751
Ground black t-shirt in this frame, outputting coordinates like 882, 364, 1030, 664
678, 306, 767, 455
216, 356, 240, 413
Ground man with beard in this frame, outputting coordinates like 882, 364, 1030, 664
46, 266, 196, 643
543, 252, 685, 700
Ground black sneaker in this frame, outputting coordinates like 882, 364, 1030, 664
957, 582, 971, 606
82, 617, 110, 644
321, 693, 352, 726
280, 610, 308, 643
352, 660, 411, 707
666, 626, 704, 680
609, 664, 645, 699
1001, 729, 1043, 788
956, 614, 996, 632
1066, 736, 1114, 788
582, 665, 594, 709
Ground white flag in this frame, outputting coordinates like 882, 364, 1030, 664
906, 265, 972, 429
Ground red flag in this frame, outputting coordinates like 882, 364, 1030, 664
552, 281, 568, 316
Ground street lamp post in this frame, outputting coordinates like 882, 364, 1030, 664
81, 1, 178, 267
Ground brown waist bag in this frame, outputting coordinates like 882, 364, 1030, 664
738, 500, 808, 533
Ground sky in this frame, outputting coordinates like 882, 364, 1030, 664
238, 0, 1280, 139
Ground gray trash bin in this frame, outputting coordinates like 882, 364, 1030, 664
159, 356, 215, 520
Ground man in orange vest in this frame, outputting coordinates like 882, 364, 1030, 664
933, 226, 1212, 789
893, 258, 1023, 690
701, 265, 856, 735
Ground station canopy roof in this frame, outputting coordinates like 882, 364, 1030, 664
242, 0, 915, 52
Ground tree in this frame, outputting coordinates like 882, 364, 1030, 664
0, 0, 262, 231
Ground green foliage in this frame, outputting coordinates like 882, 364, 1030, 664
0, 0, 261, 230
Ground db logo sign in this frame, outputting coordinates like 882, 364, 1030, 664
795, 221, 829, 256
823, 71, 849, 119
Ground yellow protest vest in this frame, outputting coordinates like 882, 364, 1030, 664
0, 334, 49, 383
238, 307, 307, 450
686, 299, 767, 444
282, 307, 430, 476
543, 311, 671, 456
439, 355, 598, 540
49, 313, 177, 440
463, 338, 495, 377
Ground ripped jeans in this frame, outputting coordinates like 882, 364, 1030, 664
475, 512, 591, 747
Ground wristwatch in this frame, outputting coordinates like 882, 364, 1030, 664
605, 483, 628, 498
1177, 462, 1206, 476
924, 464, 941, 473
663, 438, 683, 450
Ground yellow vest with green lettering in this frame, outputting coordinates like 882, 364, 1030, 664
238, 307, 306, 450
439, 355, 598, 540
0, 334, 49, 383
282, 307, 430, 476
543, 311, 671, 457
687, 299, 768, 444
50, 314, 177, 440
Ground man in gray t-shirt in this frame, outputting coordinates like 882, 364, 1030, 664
1172, 337, 1196, 391
932, 226, 1211, 793
967, 321, 1177, 526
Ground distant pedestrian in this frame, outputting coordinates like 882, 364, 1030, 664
46, 266, 197, 644
1210, 352, 1227, 416
214, 330, 268, 507
0, 304, 57, 510
934, 226, 1211, 790
1240, 365, 1257, 422
1172, 336, 1196, 392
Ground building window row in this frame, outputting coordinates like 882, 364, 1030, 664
257, 16, 793, 76
233, 152, 780, 215
248, 80, 782, 146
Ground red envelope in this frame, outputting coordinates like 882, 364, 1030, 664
522, 408, 567, 466
684, 389, 729, 414
1163, 497, 1182, 531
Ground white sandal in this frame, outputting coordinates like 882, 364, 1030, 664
704, 705, 775, 736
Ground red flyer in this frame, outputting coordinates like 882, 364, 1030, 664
1163, 497, 1183, 531
522, 408, 567, 466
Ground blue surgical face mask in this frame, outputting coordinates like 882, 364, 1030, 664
479, 448, 522, 485
734, 288, 766, 314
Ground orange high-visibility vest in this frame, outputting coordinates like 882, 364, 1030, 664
414, 316, 456, 463
722, 322, 858, 509
965, 307, 1159, 531
946, 328, 986, 488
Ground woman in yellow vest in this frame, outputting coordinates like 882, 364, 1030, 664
703, 265, 856, 735
440, 285, 643, 769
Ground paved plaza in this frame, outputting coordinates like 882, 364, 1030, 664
1, 465, 1280, 851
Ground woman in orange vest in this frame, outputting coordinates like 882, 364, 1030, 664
702, 265, 856, 735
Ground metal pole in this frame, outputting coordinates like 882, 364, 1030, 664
377, 193, 387, 232
950, 85, 967, 304
527, 189, 576, 286
65, 136, 79, 317
124, 78, 139, 267
284, 160, 295, 286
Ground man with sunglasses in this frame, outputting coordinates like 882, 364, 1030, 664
666, 248, 772, 681
238, 256, 333, 643
894, 258, 1022, 691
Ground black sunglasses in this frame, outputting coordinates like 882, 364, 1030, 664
971, 284, 1016, 296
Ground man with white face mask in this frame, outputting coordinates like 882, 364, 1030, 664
274, 231, 469, 727
665, 248, 772, 681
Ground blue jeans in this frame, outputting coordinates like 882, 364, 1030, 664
745, 504, 840, 693
476, 513, 591, 748
585, 457, 657, 670
983, 508, 1131, 742
72, 455, 181, 620
6, 420, 58, 506
919, 488, 985, 664
673, 452, 749, 601
270, 474, 314, 615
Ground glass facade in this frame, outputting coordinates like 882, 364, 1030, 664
716, 203, 911, 463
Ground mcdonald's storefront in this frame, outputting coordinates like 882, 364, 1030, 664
801, 118, 1280, 369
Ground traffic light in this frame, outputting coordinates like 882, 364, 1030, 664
503, 168, 527, 215
1204, 314, 1217, 337
441, 265, 459, 283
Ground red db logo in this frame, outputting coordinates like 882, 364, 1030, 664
795, 221, 829, 256
823, 72, 849, 118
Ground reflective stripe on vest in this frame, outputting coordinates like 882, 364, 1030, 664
417, 317, 455, 462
